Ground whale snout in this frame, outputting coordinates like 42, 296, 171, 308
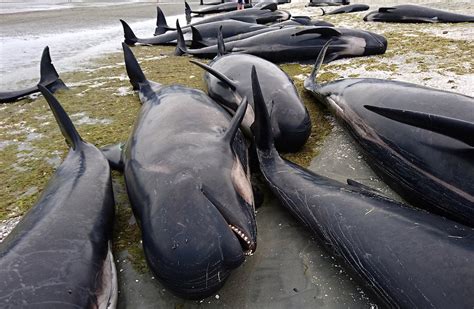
365, 32, 388, 55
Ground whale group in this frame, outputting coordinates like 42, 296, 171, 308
1, 0, 473, 308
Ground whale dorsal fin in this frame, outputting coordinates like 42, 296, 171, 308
292, 27, 341, 37
122, 43, 150, 91
38, 85, 83, 150
251, 66, 275, 153
189, 60, 238, 91
38, 46, 68, 93
120, 20, 139, 46
190, 26, 208, 49
378, 7, 396, 13
174, 20, 188, 56
222, 96, 248, 145
364, 105, 474, 147
154, 6, 174, 35
217, 26, 227, 57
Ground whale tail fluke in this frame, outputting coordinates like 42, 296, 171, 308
251, 66, 276, 154
154, 6, 174, 36
364, 105, 474, 147
122, 43, 148, 90
174, 20, 187, 56
39, 46, 68, 93
38, 85, 83, 150
120, 20, 138, 46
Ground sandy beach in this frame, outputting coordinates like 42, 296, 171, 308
0, 0, 473, 307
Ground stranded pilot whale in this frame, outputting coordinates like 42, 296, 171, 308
304, 41, 474, 226
121, 19, 267, 46
364, 5, 474, 23
321, 4, 369, 15
190, 34, 311, 152
175, 21, 387, 63
0, 86, 116, 308
185, 1, 252, 16
250, 66, 474, 308
102, 44, 257, 298
0, 46, 67, 104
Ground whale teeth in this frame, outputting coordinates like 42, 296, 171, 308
228, 224, 253, 249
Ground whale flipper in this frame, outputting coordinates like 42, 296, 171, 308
364, 105, 474, 147
101, 143, 125, 170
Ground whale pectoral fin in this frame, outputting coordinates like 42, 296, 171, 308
292, 27, 341, 37
378, 7, 396, 13
189, 60, 238, 91
101, 143, 125, 171
347, 179, 382, 195
364, 105, 474, 147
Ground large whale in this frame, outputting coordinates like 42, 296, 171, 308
121, 19, 268, 46
250, 66, 474, 308
364, 5, 474, 23
0, 86, 116, 308
304, 41, 474, 226
103, 44, 257, 298
190, 50, 311, 152
321, 4, 369, 15
0, 46, 67, 104
175, 21, 387, 63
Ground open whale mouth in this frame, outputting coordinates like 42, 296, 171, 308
229, 224, 255, 256
201, 185, 256, 256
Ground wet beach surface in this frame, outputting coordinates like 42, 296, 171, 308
1, 0, 473, 307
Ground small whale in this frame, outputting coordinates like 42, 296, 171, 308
0, 46, 67, 104
321, 4, 369, 15
175, 20, 387, 64
101, 44, 257, 299
0, 86, 116, 308
304, 41, 474, 226
250, 65, 474, 308
190, 33, 311, 152
364, 4, 474, 23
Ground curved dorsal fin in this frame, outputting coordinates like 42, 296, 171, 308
364, 105, 474, 147
217, 26, 226, 57
122, 43, 150, 90
154, 6, 174, 35
222, 96, 248, 145
38, 85, 83, 150
174, 20, 188, 56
